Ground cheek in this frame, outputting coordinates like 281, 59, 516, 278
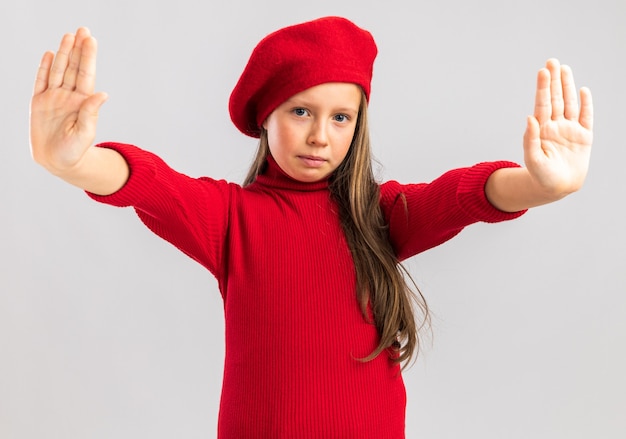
338, 144, 351, 162
335, 131, 355, 158
265, 121, 283, 154
267, 118, 294, 142
267, 128, 288, 155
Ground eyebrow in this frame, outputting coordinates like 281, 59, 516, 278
285, 98, 359, 115
334, 106, 360, 115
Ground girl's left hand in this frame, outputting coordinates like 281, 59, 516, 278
523, 58, 593, 200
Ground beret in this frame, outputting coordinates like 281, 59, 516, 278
228, 16, 378, 138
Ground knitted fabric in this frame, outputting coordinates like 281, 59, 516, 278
229, 16, 377, 137
88, 142, 525, 438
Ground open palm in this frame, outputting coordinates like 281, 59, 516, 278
30, 27, 108, 174
523, 59, 593, 198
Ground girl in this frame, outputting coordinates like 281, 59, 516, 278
30, 16, 593, 439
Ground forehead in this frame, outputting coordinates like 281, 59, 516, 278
284, 83, 362, 111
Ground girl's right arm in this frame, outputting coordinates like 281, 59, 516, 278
30, 27, 129, 195
31, 28, 231, 279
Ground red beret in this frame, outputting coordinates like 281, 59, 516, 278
228, 16, 378, 138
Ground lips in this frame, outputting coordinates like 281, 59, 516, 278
298, 155, 327, 168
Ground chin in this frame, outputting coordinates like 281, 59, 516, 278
292, 170, 328, 183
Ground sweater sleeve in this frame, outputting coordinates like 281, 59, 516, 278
380, 161, 526, 261
86, 142, 232, 280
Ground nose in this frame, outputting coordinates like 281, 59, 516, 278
307, 121, 329, 147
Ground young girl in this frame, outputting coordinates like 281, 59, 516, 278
30, 16, 593, 439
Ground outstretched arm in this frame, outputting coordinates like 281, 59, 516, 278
485, 58, 593, 212
30, 27, 129, 195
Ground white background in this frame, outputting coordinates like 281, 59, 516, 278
1, 0, 624, 437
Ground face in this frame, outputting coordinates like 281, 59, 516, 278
263, 82, 361, 182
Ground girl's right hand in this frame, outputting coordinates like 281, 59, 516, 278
30, 27, 108, 176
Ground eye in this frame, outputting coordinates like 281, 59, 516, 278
333, 114, 349, 123
293, 108, 308, 117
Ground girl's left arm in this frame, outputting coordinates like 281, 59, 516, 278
485, 58, 593, 213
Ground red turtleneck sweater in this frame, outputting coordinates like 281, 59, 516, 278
88, 142, 524, 438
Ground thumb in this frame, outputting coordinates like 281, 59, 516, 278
76, 92, 108, 133
523, 115, 542, 165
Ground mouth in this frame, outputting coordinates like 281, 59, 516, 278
298, 155, 327, 168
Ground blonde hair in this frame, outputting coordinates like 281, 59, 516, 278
244, 90, 430, 367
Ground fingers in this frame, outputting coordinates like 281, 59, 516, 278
534, 67, 551, 124
534, 58, 590, 127
33, 51, 54, 96
75, 33, 98, 95
523, 115, 542, 161
579, 87, 593, 131
561, 65, 579, 120
44, 27, 97, 94
62, 27, 89, 91
547, 58, 564, 119
47, 32, 74, 89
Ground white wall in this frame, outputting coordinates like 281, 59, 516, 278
1, 0, 624, 437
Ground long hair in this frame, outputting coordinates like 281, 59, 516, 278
243, 91, 430, 367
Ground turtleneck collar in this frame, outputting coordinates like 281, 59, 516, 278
253, 155, 330, 192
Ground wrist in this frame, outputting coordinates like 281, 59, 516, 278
51, 146, 129, 195
486, 167, 561, 212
